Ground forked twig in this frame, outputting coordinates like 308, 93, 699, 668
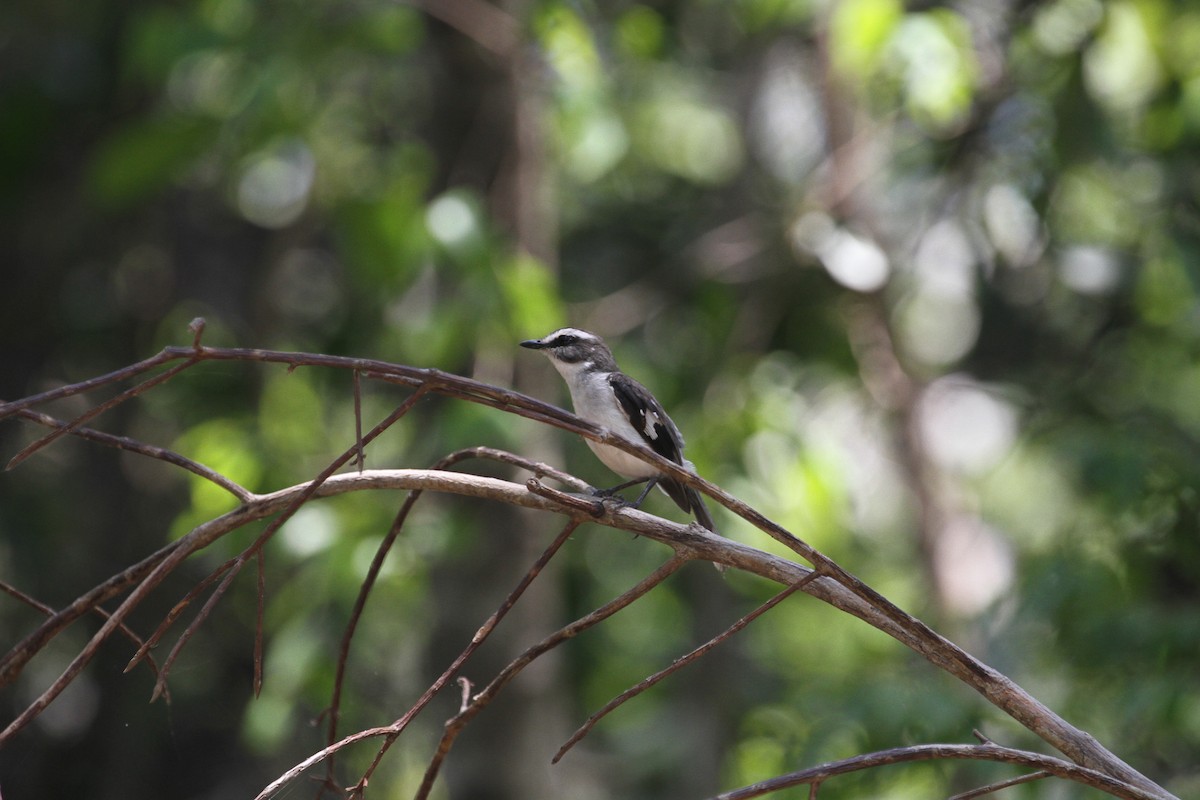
150, 565, 241, 702
0, 339, 1177, 800
320, 446, 585, 788
0, 350, 181, 422
126, 385, 434, 685
258, 517, 583, 800
5, 405, 251, 501
709, 742, 1160, 800
0, 581, 170, 701
412, 556, 689, 800
6, 356, 200, 471
948, 769, 1051, 799
554, 570, 821, 764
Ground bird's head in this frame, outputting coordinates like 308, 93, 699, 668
520, 328, 615, 373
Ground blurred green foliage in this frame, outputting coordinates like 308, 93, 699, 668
2, 0, 1199, 798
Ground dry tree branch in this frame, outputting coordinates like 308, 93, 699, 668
4, 404, 252, 501
709, 741, 1164, 800
5, 357, 199, 471
258, 514, 589, 800
346, 517, 584, 798
319, 448, 590, 791
0, 341, 1177, 799
322, 446, 590, 786
0, 536, 188, 688
0, 348, 183, 423
125, 384, 434, 691
949, 769, 1051, 800
553, 570, 822, 764
0, 581, 170, 702
411, 556, 689, 800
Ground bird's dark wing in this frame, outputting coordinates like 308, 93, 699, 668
607, 372, 684, 464
607, 373, 697, 513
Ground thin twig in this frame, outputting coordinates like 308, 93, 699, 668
323, 480, 420, 779
124, 559, 236, 674
709, 742, 1159, 800
0, 349, 179, 422
6, 405, 251, 500
353, 370, 364, 473
151, 565, 240, 702
255, 518, 581, 800
254, 550, 266, 697
0, 581, 170, 701
948, 770, 1051, 799
526, 478, 605, 516
554, 570, 821, 764
413, 556, 689, 800
348, 518, 583, 797
0, 537, 186, 688
321, 446, 570, 786
6, 356, 200, 471
127, 386, 433, 680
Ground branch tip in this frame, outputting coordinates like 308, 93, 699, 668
188, 317, 206, 348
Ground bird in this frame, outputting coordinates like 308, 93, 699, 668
520, 327, 717, 532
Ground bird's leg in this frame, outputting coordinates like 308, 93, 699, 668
629, 477, 660, 510
593, 476, 652, 498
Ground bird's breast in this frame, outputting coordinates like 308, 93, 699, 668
567, 376, 661, 479
585, 438, 660, 479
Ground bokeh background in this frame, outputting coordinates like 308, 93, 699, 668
3, 0, 1199, 797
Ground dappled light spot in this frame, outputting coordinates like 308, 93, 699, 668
236, 142, 315, 229
933, 515, 1015, 617
985, 184, 1043, 268
1059, 245, 1121, 295
916, 377, 1018, 476
425, 193, 478, 247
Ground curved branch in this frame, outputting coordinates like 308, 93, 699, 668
711, 742, 1163, 800
0, 343, 1174, 798
411, 556, 689, 800
554, 571, 821, 764
322, 447, 590, 787
4, 404, 251, 501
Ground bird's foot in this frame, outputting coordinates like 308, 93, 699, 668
590, 476, 651, 500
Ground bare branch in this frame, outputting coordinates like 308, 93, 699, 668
0, 349, 180, 422
554, 570, 822, 764
126, 385, 433, 681
0, 581, 170, 701
257, 518, 584, 800
949, 769, 1051, 800
321, 446, 588, 785
710, 742, 1164, 800
6, 356, 199, 471
5, 404, 252, 501
0, 344, 1175, 799
412, 556, 689, 800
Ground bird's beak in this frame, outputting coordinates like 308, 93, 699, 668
520, 339, 547, 350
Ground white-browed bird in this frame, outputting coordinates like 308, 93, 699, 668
521, 327, 716, 532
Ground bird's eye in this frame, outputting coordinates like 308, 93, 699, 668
555, 335, 577, 346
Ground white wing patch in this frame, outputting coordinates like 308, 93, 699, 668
642, 410, 662, 440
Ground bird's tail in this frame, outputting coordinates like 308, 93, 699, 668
684, 485, 726, 573
685, 486, 717, 532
